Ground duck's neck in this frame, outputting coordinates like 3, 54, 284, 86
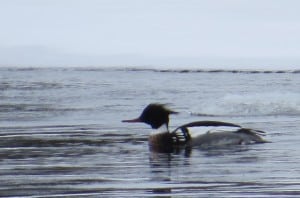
150, 124, 169, 135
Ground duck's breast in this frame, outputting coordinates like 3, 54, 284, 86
148, 132, 174, 152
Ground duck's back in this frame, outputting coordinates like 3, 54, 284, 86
172, 121, 268, 148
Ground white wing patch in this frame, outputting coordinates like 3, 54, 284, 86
185, 126, 241, 138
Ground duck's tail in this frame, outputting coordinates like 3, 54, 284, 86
236, 128, 270, 143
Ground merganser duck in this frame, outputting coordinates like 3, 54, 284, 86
122, 103, 268, 152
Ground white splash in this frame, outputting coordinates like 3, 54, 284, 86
196, 92, 300, 116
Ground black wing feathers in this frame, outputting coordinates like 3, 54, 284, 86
173, 120, 241, 132
171, 127, 191, 145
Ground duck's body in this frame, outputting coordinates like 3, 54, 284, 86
123, 104, 268, 152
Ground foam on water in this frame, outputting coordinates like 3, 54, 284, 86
192, 92, 300, 117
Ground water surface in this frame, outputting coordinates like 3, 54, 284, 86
0, 67, 299, 197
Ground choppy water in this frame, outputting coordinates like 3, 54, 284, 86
0, 67, 300, 197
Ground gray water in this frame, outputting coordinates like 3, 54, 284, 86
0, 67, 300, 197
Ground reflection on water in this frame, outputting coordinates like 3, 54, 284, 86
1, 124, 300, 197
147, 146, 261, 197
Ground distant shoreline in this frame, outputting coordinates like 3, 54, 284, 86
0, 66, 299, 74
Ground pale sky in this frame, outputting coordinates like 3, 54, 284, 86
0, 0, 300, 69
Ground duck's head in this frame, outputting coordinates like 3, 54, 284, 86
122, 103, 178, 129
